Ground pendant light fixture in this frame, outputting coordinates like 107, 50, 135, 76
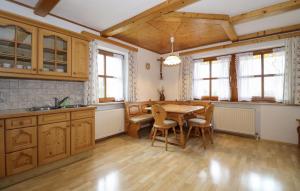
164, 36, 181, 66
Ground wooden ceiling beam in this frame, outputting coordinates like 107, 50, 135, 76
164, 12, 230, 20
221, 21, 238, 41
34, 0, 60, 17
81, 31, 138, 52
231, 0, 300, 24
238, 23, 300, 40
180, 26, 300, 56
101, 0, 200, 37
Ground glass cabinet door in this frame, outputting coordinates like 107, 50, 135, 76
0, 18, 37, 73
39, 29, 71, 76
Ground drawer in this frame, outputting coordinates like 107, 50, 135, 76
0, 120, 4, 128
38, 112, 70, 125
6, 126, 37, 153
6, 116, 37, 130
71, 110, 95, 120
6, 147, 37, 176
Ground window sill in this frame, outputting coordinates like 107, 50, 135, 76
211, 101, 299, 107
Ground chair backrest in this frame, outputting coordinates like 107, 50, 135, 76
204, 104, 215, 125
151, 104, 167, 126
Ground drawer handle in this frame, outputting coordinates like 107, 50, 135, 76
19, 121, 24, 126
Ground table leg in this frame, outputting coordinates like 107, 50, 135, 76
297, 125, 300, 148
178, 115, 185, 148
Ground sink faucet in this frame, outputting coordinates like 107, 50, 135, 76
54, 96, 69, 108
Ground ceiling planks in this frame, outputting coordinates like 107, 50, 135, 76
101, 0, 201, 37
34, 0, 60, 17
164, 12, 229, 20
180, 26, 300, 55
81, 31, 138, 52
231, 0, 300, 24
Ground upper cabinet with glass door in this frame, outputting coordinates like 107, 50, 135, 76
38, 29, 71, 76
0, 17, 37, 74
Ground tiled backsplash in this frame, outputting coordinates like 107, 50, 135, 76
0, 78, 84, 110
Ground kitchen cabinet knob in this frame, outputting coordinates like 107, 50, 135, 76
39, 69, 43, 72
32, 68, 37, 71
73, 72, 76, 75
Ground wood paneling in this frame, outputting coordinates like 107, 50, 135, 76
165, 12, 229, 21
221, 21, 238, 41
5, 126, 37, 153
6, 148, 37, 176
101, 0, 200, 36
38, 112, 70, 125
231, 0, 300, 24
81, 31, 138, 52
5, 116, 37, 130
71, 118, 95, 155
38, 121, 70, 165
115, 19, 229, 54
0, 120, 5, 178
180, 30, 300, 55
34, 0, 60, 17
71, 110, 95, 120
72, 38, 89, 78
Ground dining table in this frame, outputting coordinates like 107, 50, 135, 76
146, 104, 204, 148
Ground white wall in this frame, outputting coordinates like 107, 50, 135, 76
0, 1, 161, 102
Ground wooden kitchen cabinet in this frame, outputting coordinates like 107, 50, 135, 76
0, 17, 37, 74
0, 120, 5, 178
5, 126, 37, 153
72, 38, 89, 78
38, 29, 71, 76
6, 148, 37, 176
71, 118, 95, 155
5, 116, 37, 130
38, 121, 70, 165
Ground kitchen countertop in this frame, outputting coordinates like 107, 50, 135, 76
0, 106, 96, 119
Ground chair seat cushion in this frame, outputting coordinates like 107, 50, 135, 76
154, 119, 177, 128
188, 118, 206, 125
130, 114, 153, 124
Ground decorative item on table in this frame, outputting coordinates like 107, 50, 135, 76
145, 62, 151, 70
157, 86, 165, 101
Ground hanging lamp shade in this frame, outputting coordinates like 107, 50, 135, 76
164, 37, 181, 66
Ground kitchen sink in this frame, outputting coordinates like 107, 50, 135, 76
27, 104, 87, 111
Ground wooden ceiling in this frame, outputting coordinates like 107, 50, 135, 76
101, 0, 300, 54
114, 15, 230, 54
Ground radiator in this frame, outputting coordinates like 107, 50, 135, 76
95, 108, 125, 139
213, 107, 256, 136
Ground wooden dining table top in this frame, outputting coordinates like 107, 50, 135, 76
146, 104, 204, 114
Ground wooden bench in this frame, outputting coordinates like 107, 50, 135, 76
124, 101, 154, 138
124, 100, 211, 138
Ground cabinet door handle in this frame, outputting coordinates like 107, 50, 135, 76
39, 69, 43, 72
73, 72, 76, 75
32, 68, 37, 71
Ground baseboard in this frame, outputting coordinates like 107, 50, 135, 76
214, 129, 257, 139
95, 132, 126, 143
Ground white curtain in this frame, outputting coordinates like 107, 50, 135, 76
178, 56, 194, 100
212, 55, 231, 100
284, 37, 300, 104
264, 48, 285, 102
236, 52, 261, 101
127, 51, 138, 102
84, 41, 100, 105
193, 59, 209, 99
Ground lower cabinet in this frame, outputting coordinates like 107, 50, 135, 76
71, 118, 95, 155
6, 148, 37, 176
0, 120, 5, 178
38, 121, 70, 165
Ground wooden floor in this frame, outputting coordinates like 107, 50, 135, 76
2, 133, 300, 191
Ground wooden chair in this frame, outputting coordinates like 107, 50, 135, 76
187, 104, 215, 149
151, 104, 177, 151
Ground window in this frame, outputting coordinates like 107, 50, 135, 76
236, 49, 285, 102
193, 56, 230, 100
97, 50, 124, 101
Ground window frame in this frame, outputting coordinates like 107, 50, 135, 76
97, 49, 124, 100
193, 47, 285, 103
193, 57, 230, 101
